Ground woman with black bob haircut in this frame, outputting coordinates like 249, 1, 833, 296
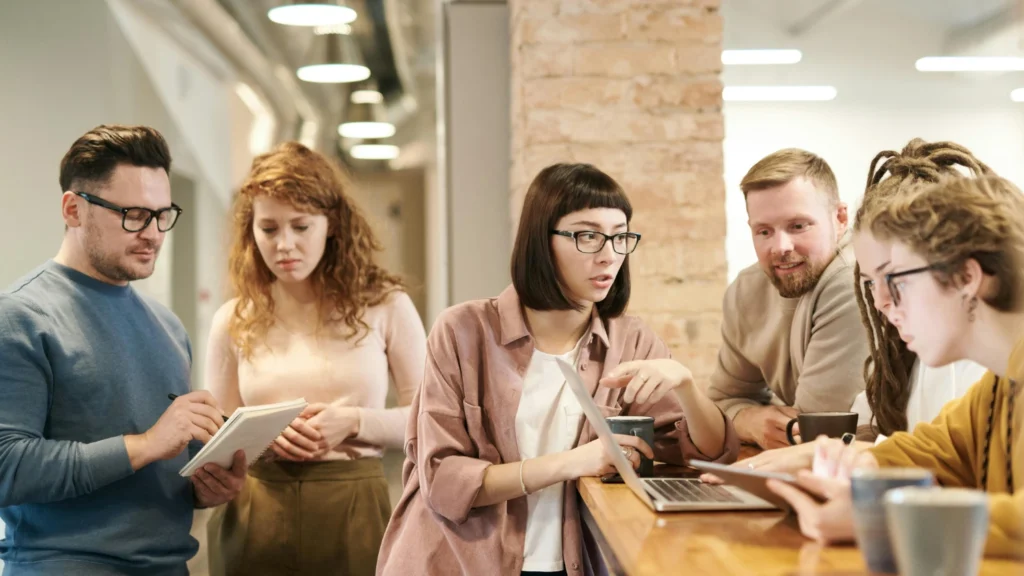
376, 163, 737, 576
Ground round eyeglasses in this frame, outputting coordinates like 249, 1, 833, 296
551, 229, 641, 255
74, 191, 182, 233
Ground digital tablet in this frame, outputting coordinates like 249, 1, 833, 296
688, 460, 828, 513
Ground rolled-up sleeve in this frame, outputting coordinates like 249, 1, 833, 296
415, 315, 493, 525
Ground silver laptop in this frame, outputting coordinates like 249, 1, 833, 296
556, 357, 775, 512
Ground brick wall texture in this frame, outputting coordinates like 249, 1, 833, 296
509, 0, 726, 382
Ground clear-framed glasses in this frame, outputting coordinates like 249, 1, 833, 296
551, 229, 641, 255
884, 264, 942, 306
74, 191, 182, 233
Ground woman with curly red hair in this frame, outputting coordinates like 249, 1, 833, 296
203, 141, 426, 576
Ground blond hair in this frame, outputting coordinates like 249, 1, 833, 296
740, 148, 839, 206
867, 175, 1024, 313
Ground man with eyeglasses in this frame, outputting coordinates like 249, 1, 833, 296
703, 149, 868, 451
0, 125, 244, 575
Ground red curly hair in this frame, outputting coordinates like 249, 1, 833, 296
227, 141, 403, 358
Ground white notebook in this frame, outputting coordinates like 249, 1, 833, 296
178, 398, 308, 477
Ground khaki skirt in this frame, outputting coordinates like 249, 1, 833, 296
207, 458, 391, 576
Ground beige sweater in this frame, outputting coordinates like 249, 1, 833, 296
706, 239, 867, 420
205, 291, 427, 460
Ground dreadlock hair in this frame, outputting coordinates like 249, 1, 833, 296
853, 138, 994, 437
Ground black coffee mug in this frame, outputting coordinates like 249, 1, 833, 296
607, 415, 654, 477
785, 411, 858, 445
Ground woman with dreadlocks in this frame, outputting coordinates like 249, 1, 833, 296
767, 172, 1024, 559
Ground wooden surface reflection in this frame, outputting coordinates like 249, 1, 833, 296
578, 454, 1023, 576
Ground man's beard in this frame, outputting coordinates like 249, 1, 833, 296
84, 221, 159, 282
766, 257, 828, 298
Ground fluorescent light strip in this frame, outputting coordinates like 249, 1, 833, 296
723, 86, 837, 102
915, 57, 1024, 72
722, 49, 802, 65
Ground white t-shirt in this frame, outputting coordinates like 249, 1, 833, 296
515, 343, 584, 573
851, 359, 988, 444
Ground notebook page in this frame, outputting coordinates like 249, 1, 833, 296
178, 398, 307, 476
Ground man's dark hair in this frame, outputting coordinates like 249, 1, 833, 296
59, 124, 172, 194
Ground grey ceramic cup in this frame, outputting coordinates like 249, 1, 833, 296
606, 415, 654, 477
850, 468, 935, 574
885, 487, 989, 576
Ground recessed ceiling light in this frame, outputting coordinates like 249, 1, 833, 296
351, 90, 384, 104
268, 3, 356, 26
338, 122, 396, 139
297, 64, 370, 83
351, 144, 400, 160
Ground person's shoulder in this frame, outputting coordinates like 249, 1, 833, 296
0, 291, 48, 330
369, 289, 418, 318
0, 264, 59, 326
212, 297, 241, 329
604, 311, 653, 338
725, 261, 772, 302
3, 261, 63, 307
816, 236, 857, 289
433, 296, 496, 332
721, 262, 775, 330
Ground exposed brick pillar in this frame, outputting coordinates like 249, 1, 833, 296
509, 0, 726, 380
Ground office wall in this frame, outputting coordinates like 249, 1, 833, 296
441, 2, 513, 306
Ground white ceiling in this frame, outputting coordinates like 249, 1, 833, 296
722, 0, 1024, 108
733, 0, 1014, 35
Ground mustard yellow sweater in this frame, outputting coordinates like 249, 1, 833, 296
870, 340, 1024, 559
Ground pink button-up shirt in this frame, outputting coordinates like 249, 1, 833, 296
376, 287, 739, 576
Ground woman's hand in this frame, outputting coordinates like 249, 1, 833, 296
271, 416, 325, 461
809, 436, 878, 480
700, 442, 817, 485
303, 403, 362, 457
764, 436, 880, 544
568, 434, 654, 478
767, 472, 857, 544
600, 359, 694, 405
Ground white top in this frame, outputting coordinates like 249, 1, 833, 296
851, 359, 988, 444
515, 343, 584, 572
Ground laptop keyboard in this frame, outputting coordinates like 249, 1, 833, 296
646, 478, 743, 504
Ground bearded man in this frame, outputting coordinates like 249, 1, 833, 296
705, 149, 868, 450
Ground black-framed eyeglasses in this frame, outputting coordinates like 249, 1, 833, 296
884, 264, 943, 307
74, 192, 182, 233
551, 229, 641, 255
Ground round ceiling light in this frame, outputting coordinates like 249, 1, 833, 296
351, 90, 384, 104
351, 144, 400, 160
268, 3, 356, 26
338, 121, 396, 139
297, 63, 370, 83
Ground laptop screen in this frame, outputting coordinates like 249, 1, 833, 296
554, 357, 654, 506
